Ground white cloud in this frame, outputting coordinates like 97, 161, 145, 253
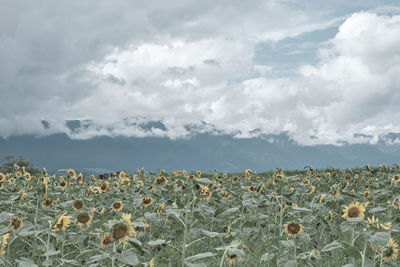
1, 2, 400, 146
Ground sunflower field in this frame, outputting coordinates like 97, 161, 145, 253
0, 164, 399, 266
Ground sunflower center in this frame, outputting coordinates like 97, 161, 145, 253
112, 223, 128, 239
60, 181, 66, 186
45, 199, 52, 206
113, 203, 121, 209
287, 223, 300, 234
77, 213, 90, 223
348, 207, 360, 218
56, 219, 64, 229
12, 219, 21, 229
101, 183, 107, 190
143, 198, 152, 205
74, 200, 83, 209
103, 235, 112, 245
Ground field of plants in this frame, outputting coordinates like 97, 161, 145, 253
0, 164, 399, 266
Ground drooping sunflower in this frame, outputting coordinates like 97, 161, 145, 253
9, 217, 23, 232
75, 213, 93, 228
284, 222, 304, 238
111, 201, 123, 212
100, 233, 113, 248
67, 169, 77, 179
141, 197, 154, 207
0, 233, 10, 256
224, 251, 244, 266
383, 237, 399, 262
306, 186, 316, 195
42, 198, 53, 209
52, 213, 72, 232
157, 203, 165, 216
342, 202, 366, 219
73, 200, 84, 210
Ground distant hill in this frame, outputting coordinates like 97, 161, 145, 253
1, 133, 400, 173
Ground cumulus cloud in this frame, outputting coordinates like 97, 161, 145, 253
1, 1, 400, 145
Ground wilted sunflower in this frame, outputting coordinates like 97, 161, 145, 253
383, 237, 399, 262
111, 201, 123, 212
342, 202, 365, 219
157, 203, 165, 216
9, 217, 23, 232
306, 186, 316, 195
284, 222, 304, 238
141, 197, 153, 207
42, 198, 53, 209
73, 200, 84, 210
67, 169, 76, 179
224, 251, 244, 266
100, 233, 113, 248
53, 213, 72, 232
0, 233, 10, 256
75, 213, 93, 228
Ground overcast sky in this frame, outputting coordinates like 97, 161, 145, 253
1, 0, 400, 146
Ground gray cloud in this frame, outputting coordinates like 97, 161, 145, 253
1, 1, 399, 145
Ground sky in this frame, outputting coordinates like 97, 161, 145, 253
1, 0, 400, 167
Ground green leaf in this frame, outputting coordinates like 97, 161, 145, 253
219, 207, 239, 216
185, 252, 215, 262
116, 251, 139, 265
368, 207, 386, 213
291, 207, 311, 212
148, 239, 167, 246
321, 240, 342, 252
202, 230, 225, 238
260, 252, 275, 262
369, 232, 390, 247
16, 258, 38, 267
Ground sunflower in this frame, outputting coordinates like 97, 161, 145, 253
157, 203, 165, 216
141, 197, 154, 207
0, 233, 10, 256
248, 186, 257, 193
42, 198, 53, 209
100, 181, 110, 193
100, 233, 113, 248
221, 191, 229, 200
111, 201, 123, 212
9, 217, 23, 232
53, 213, 72, 232
0, 173, 5, 182
112, 214, 136, 244
67, 169, 76, 179
148, 185, 154, 192
196, 170, 202, 178
342, 202, 366, 219
73, 200, 84, 210
27, 184, 33, 190
155, 176, 168, 186
118, 171, 126, 180
223, 173, 228, 179
319, 194, 327, 203
149, 258, 155, 267
306, 186, 316, 195
9, 178, 16, 184
24, 172, 31, 181
363, 191, 370, 198
244, 169, 252, 179
75, 213, 93, 228
224, 251, 244, 266
383, 237, 399, 262
284, 222, 304, 238
59, 180, 68, 188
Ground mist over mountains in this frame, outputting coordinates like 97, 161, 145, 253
1, 133, 400, 174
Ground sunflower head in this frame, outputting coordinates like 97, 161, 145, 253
384, 237, 399, 262
75, 213, 92, 228
53, 213, 72, 232
112, 222, 129, 243
100, 181, 109, 193
9, 217, 23, 232
224, 250, 244, 266
73, 200, 84, 210
284, 222, 304, 238
141, 197, 153, 207
118, 171, 126, 180
111, 201, 123, 212
100, 233, 113, 248
42, 198, 53, 209
342, 202, 366, 219
67, 169, 77, 178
